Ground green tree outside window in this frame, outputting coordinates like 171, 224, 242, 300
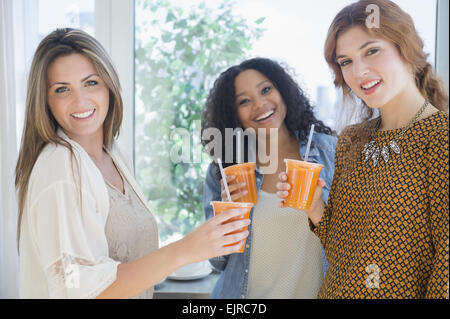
135, 0, 265, 243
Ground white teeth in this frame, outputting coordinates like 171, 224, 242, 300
361, 80, 381, 90
255, 110, 274, 121
71, 109, 95, 119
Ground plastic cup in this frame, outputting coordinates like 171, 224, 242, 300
211, 201, 253, 253
284, 159, 324, 210
223, 162, 257, 204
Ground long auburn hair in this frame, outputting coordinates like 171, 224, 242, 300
15, 28, 123, 246
324, 0, 448, 123
201, 57, 333, 176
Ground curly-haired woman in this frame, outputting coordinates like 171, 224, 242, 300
201, 57, 337, 298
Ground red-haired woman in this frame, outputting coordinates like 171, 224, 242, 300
277, 0, 448, 298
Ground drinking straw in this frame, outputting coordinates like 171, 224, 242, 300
304, 124, 315, 162
216, 158, 232, 201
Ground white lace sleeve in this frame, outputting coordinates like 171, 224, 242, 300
30, 181, 120, 299
44, 253, 119, 299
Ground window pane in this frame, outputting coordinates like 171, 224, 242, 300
134, 0, 437, 245
134, 0, 267, 244
15, 0, 95, 148
38, 0, 94, 39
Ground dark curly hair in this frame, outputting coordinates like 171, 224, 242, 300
201, 57, 334, 175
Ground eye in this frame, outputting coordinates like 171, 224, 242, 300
261, 86, 272, 94
367, 47, 380, 56
85, 80, 98, 87
237, 98, 250, 106
338, 59, 352, 68
55, 86, 69, 93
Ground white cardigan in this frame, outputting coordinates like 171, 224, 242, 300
19, 129, 153, 298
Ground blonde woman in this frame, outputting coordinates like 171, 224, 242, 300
277, 0, 448, 298
15, 28, 250, 299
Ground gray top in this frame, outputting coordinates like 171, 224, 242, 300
104, 172, 159, 299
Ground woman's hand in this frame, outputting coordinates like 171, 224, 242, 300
276, 171, 326, 226
96, 208, 250, 299
221, 175, 247, 202
178, 208, 251, 264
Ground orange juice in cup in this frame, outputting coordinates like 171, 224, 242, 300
210, 201, 253, 253
284, 159, 324, 210
223, 162, 257, 204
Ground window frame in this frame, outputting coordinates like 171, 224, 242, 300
436, 0, 449, 92
95, 0, 135, 168
103, 1, 446, 168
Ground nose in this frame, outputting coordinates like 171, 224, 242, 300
352, 58, 370, 78
253, 94, 267, 111
71, 88, 88, 107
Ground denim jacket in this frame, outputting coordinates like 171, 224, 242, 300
203, 131, 337, 299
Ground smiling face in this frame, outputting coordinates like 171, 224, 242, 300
234, 69, 287, 136
47, 53, 109, 143
336, 27, 416, 109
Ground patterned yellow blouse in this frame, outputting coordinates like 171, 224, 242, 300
312, 111, 449, 299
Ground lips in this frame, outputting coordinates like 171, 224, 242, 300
360, 79, 382, 95
361, 80, 381, 89
71, 108, 96, 119
254, 109, 275, 122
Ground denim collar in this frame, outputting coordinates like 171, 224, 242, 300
296, 130, 320, 163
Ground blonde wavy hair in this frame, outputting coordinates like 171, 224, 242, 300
15, 28, 123, 246
324, 0, 449, 125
